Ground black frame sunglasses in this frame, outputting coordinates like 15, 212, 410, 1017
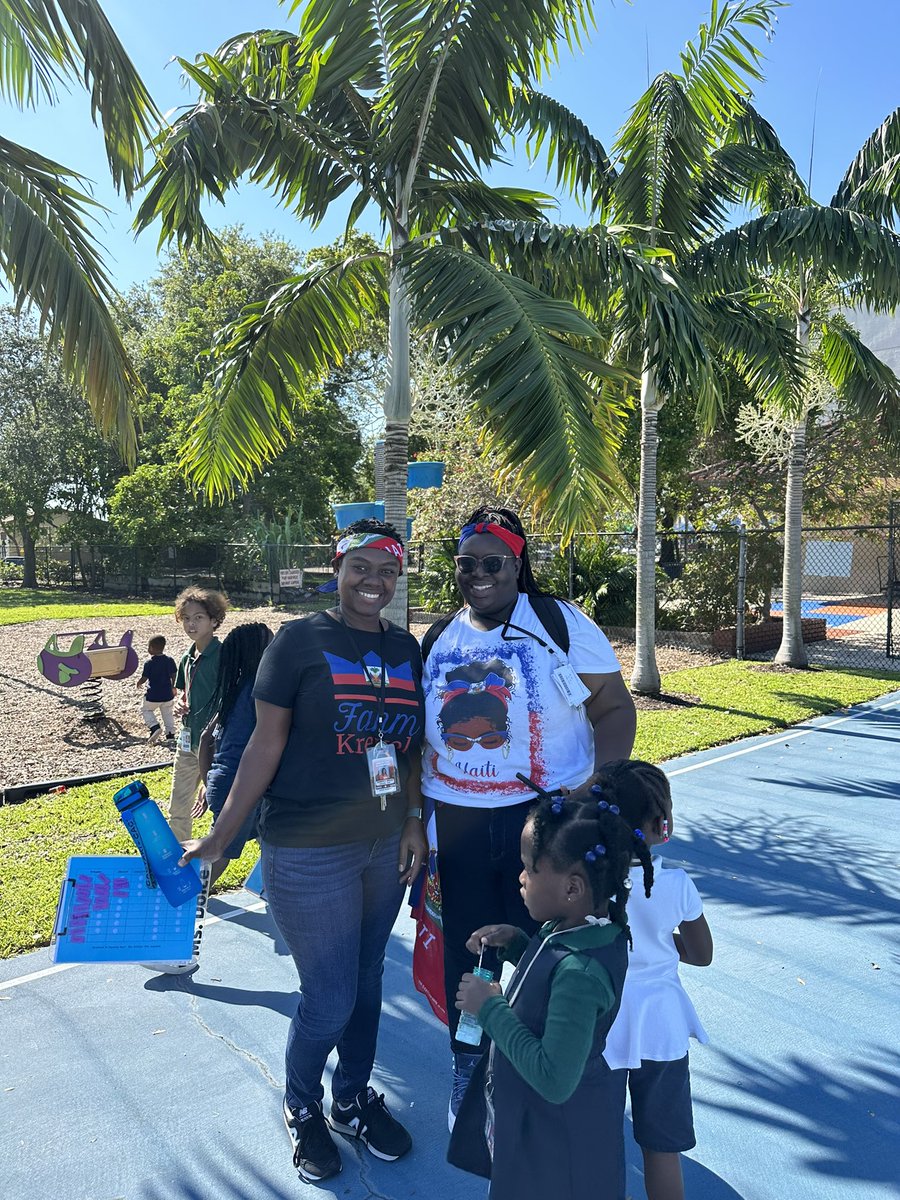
453, 554, 518, 575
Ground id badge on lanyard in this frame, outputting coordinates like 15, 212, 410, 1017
178, 726, 192, 753
367, 740, 399, 809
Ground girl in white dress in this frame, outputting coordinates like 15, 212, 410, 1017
576, 760, 713, 1200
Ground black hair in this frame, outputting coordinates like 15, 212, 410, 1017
148, 635, 166, 653
529, 788, 654, 931
590, 759, 673, 847
212, 622, 274, 729
335, 517, 404, 550
438, 659, 514, 735
461, 507, 545, 596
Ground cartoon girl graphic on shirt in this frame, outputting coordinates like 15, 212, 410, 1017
437, 660, 515, 760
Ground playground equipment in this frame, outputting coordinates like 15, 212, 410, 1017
38, 629, 139, 719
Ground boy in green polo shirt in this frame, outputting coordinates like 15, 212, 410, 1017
168, 587, 228, 843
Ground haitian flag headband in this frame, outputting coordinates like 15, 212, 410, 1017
458, 521, 525, 556
334, 532, 404, 573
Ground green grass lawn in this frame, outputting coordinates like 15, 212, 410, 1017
0, 588, 173, 626
2, 659, 898, 960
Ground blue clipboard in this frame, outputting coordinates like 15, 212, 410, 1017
51, 856, 196, 963
244, 856, 265, 899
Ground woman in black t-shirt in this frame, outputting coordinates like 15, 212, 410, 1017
180, 520, 426, 1185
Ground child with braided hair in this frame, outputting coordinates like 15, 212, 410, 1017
588, 760, 713, 1200
447, 783, 653, 1200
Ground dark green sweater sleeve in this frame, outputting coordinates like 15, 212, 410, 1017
478, 956, 616, 1104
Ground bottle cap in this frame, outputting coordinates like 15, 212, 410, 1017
113, 779, 150, 811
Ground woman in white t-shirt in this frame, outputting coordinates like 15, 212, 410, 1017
420, 507, 637, 1127
583, 759, 713, 1200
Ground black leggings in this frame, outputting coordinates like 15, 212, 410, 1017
435, 800, 538, 1053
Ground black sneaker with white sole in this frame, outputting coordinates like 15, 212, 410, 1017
282, 1097, 342, 1183
329, 1086, 412, 1161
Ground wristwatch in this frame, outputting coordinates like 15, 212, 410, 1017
405, 807, 424, 821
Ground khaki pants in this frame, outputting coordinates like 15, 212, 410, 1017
168, 745, 200, 843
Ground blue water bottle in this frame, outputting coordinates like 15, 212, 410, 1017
114, 780, 202, 908
455, 942, 495, 1046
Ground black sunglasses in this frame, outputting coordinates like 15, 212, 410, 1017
453, 554, 517, 575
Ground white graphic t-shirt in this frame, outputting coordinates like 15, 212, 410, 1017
420, 594, 621, 807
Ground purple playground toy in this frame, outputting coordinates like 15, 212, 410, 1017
38, 630, 139, 717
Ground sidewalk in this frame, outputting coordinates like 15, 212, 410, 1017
2, 691, 898, 1200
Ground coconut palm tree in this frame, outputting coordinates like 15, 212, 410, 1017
134, 0, 711, 623
493, 0, 797, 692
686, 112, 900, 665
0, 0, 160, 456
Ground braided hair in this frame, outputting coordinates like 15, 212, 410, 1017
529, 789, 654, 932
212, 622, 274, 730
462, 507, 545, 596
589, 760, 673, 849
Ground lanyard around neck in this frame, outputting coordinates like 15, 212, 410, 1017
339, 618, 388, 742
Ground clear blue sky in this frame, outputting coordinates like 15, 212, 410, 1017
5, 0, 900, 291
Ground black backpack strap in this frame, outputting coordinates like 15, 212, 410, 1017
528, 595, 570, 656
420, 610, 461, 663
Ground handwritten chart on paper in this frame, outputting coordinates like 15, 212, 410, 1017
51, 856, 195, 963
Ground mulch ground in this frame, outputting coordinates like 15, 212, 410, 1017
0, 608, 723, 790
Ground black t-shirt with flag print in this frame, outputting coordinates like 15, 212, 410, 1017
253, 612, 425, 847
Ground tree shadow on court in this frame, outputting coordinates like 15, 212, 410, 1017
670, 811, 900, 927
694, 1043, 899, 1189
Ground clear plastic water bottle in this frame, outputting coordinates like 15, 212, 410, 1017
456, 943, 495, 1046
114, 780, 202, 908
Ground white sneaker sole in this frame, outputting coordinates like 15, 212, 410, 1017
139, 961, 198, 976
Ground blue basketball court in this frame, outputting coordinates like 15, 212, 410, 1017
2, 691, 898, 1200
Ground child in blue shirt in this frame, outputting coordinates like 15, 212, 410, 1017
136, 636, 177, 744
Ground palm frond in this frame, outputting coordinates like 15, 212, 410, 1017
819, 319, 900, 446
613, 72, 711, 248
684, 206, 900, 309
832, 107, 900, 229
508, 87, 616, 214
705, 293, 805, 417
680, 0, 781, 127
410, 180, 553, 232
1, 0, 160, 198
402, 242, 631, 535
183, 252, 388, 496
0, 134, 139, 454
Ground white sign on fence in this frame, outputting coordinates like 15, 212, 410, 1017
279, 568, 303, 588
804, 540, 853, 578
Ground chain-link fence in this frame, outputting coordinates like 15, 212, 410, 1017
14, 507, 900, 671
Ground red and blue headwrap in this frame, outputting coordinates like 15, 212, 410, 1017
458, 520, 525, 556
334, 531, 404, 574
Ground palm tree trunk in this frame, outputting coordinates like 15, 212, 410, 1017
775, 302, 811, 667
382, 259, 412, 627
630, 361, 662, 695
774, 416, 809, 666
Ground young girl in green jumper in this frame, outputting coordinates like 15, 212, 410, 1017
449, 778, 653, 1200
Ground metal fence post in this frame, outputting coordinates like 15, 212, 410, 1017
887, 499, 897, 658
735, 528, 748, 660
568, 539, 575, 601
267, 543, 276, 606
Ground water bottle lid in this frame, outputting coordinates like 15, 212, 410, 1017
113, 779, 150, 811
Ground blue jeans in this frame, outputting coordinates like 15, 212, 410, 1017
261, 832, 404, 1109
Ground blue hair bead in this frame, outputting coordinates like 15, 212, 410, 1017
590, 783, 603, 796
597, 799, 609, 812
584, 843, 607, 863
609, 804, 620, 815
634, 829, 645, 840
550, 796, 564, 815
